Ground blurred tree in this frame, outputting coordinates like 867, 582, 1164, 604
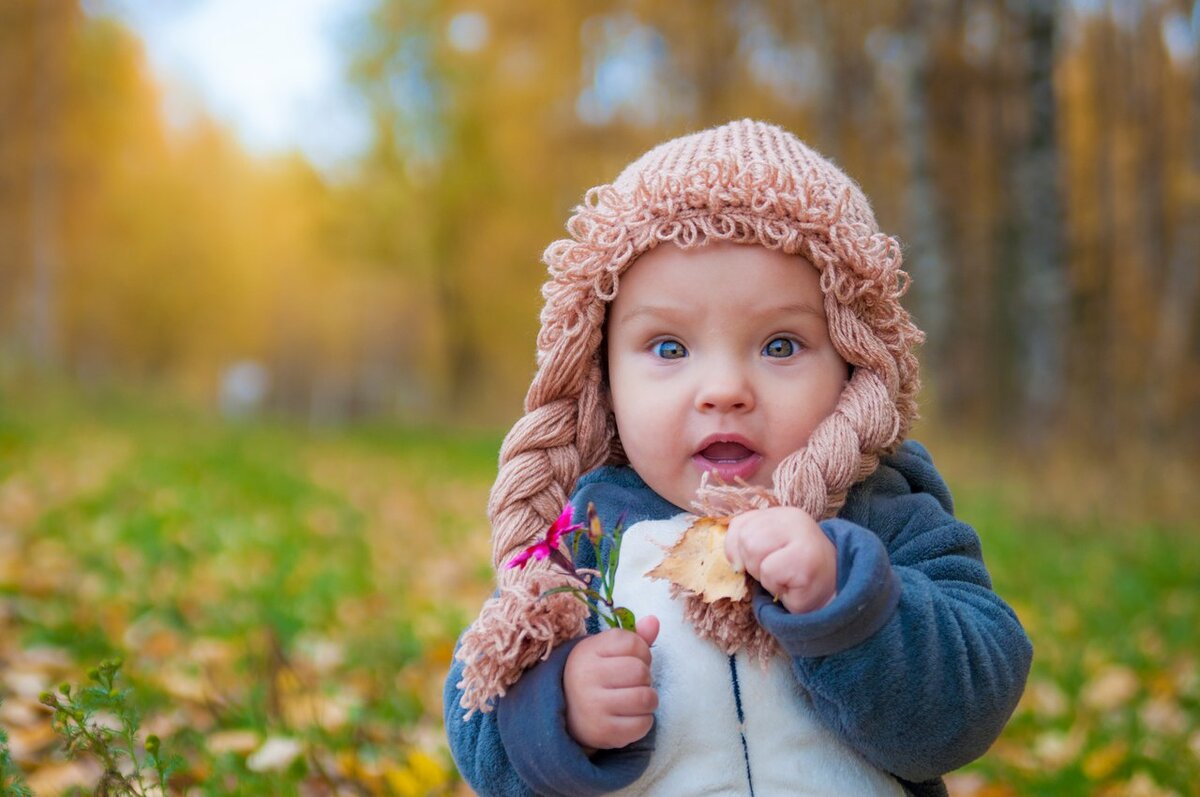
0, 0, 1196, 451
1057, 0, 1200, 447
0, 0, 78, 367
29, 0, 74, 367
888, 0, 952, 372
346, 0, 603, 414
1147, 0, 1200, 444
1007, 0, 1067, 443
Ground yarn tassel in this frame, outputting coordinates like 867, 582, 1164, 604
455, 569, 588, 718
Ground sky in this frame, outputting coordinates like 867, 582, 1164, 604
85, 0, 374, 171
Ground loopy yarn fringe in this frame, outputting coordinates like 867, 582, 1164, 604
677, 475, 784, 665
455, 120, 924, 716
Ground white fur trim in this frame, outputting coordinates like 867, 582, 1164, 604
607, 514, 906, 796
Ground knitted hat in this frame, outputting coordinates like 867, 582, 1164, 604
455, 119, 923, 716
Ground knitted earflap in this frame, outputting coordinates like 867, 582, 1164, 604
455, 120, 923, 716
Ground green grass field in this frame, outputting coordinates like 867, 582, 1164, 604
0, 391, 1196, 795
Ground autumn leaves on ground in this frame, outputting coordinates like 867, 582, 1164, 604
0, 392, 1197, 796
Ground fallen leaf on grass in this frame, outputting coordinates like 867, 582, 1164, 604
1138, 695, 1188, 735
206, 729, 262, 755
384, 749, 450, 797
336, 750, 381, 781
2, 668, 51, 699
1082, 741, 1127, 780
1082, 664, 1139, 712
5, 723, 59, 763
944, 772, 1017, 797
25, 759, 102, 794
293, 635, 344, 674
1119, 771, 1174, 797
1020, 677, 1068, 720
157, 668, 209, 703
647, 517, 747, 603
188, 636, 240, 666
247, 736, 303, 772
281, 689, 356, 731
1032, 727, 1085, 771
15, 646, 72, 670
0, 696, 44, 727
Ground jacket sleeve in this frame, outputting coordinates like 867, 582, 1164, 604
443, 642, 534, 797
444, 477, 662, 797
445, 629, 657, 796
753, 443, 1032, 784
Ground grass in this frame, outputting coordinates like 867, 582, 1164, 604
953, 491, 1199, 795
0, 387, 1196, 795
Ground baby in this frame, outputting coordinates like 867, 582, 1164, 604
444, 119, 1032, 796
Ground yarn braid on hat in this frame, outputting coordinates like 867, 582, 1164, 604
455, 119, 924, 717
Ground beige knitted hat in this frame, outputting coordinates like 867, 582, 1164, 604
455, 119, 923, 715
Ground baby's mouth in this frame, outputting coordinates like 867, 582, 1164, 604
696, 441, 756, 463
692, 439, 764, 482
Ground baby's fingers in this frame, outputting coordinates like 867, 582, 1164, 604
759, 543, 836, 614
723, 521, 745, 573
596, 627, 653, 666
587, 700, 656, 749
726, 515, 776, 576
604, 685, 659, 717
594, 656, 652, 690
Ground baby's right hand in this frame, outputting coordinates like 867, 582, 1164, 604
563, 615, 660, 751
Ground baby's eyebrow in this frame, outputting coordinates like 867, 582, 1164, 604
614, 301, 826, 326
765, 301, 825, 319
612, 304, 689, 325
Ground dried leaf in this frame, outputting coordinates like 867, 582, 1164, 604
157, 668, 208, 703
1082, 741, 1127, 780
5, 724, 59, 763
1032, 727, 1085, 771
1138, 696, 1187, 735
1020, 678, 1068, 720
1122, 771, 1173, 797
2, 668, 50, 700
1081, 664, 1139, 712
24, 760, 102, 794
206, 729, 262, 755
647, 517, 747, 603
943, 772, 1017, 797
281, 689, 355, 731
246, 736, 303, 772
0, 697, 44, 727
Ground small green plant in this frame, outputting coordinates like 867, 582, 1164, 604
38, 658, 182, 796
0, 705, 34, 797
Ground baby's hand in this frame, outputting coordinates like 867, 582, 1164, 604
724, 506, 836, 614
563, 616, 660, 752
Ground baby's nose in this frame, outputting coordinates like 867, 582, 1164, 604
695, 368, 755, 412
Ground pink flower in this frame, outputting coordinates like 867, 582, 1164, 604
506, 505, 582, 569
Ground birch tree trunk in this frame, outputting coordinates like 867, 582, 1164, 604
1010, 0, 1067, 442
1149, 19, 1200, 444
895, 0, 951, 371
28, 0, 66, 367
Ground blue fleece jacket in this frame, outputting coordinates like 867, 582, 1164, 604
444, 441, 1032, 796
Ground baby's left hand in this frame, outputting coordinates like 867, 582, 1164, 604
723, 506, 837, 614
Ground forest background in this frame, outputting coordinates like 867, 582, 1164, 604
1, 0, 1198, 795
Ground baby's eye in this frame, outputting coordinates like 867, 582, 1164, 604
653, 340, 688, 359
763, 337, 798, 358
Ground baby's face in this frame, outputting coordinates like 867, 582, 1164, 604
606, 241, 848, 510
